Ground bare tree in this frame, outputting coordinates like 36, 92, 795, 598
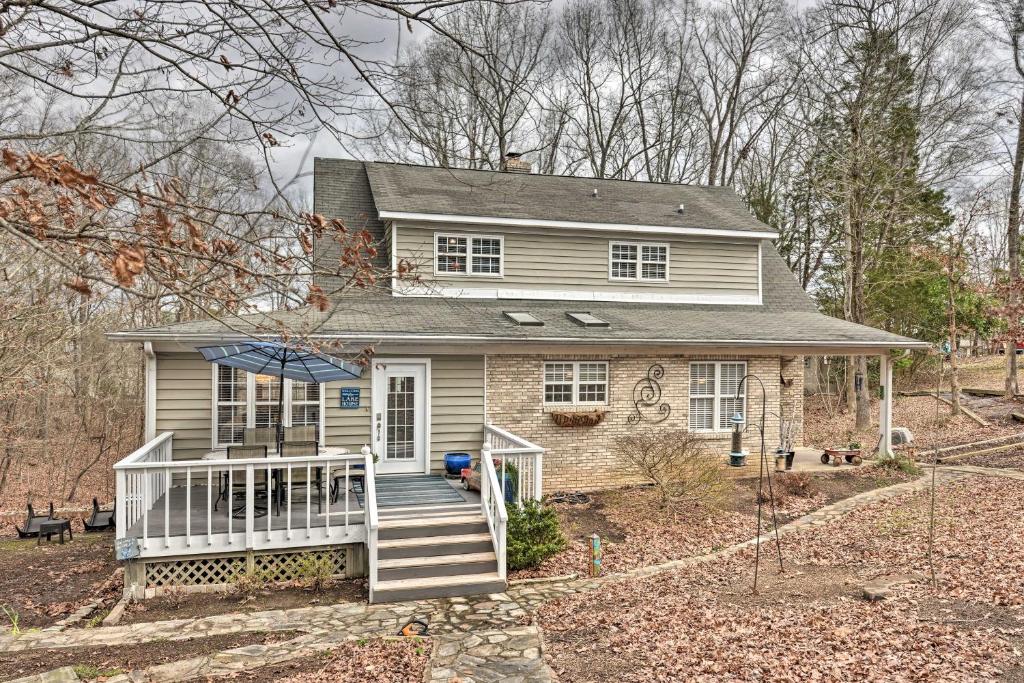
371, 3, 552, 168
0, 0, 516, 332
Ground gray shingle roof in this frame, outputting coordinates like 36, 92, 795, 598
361, 162, 774, 234
112, 244, 926, 349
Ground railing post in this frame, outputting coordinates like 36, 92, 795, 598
534, 451, 543, 501
362, 444, 378, 602
481, 442, 491, 514
115, 469, 127, 540
244, 463, 255, 550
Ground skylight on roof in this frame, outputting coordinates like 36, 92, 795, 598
504, 311, 544, 327
566, 312, 609, 328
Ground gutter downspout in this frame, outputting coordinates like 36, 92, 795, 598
144, 342, 157, 442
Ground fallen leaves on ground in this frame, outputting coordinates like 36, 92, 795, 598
277, 639, 428, 683
538, 475, 1024, 682
804, 393, 1017, 452
512, 468, 910, 580
511, 486, 754, 579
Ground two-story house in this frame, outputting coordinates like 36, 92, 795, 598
109, 156, 927, 602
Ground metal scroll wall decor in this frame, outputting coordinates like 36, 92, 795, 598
627, 363, 671, 425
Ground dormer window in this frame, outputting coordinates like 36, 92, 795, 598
436, 232, 503, 277
609, 241, 668, 282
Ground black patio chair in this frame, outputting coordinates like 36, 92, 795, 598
278, 440, 323, 514
225, 444, 271, 519
15, 502, 55, 539
83, 498, 115, 532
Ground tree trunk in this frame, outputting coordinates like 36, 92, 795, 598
1006, 89, 1024, 397
855, 356, 871, 430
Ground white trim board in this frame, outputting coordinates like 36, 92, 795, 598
379, 211, 779, 240
136, 334, 930, 352
392, 284, 760, 305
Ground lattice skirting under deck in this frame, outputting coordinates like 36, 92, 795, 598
128, 544, 365, 598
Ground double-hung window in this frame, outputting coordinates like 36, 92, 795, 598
689, 361, 746, 432
216, 366, 248, 445
609, 241, 669, 282
544, 361, 608, 405
436, 233, 503, 276
213, 366, 325, 446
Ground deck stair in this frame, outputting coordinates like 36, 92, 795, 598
371, 503, 506, 602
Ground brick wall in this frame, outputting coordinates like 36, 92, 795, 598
485, 354, 793, 492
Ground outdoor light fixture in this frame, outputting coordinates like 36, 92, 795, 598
729, 412, 747, 467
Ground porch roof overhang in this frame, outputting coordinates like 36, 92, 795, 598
108, 304, 930, 355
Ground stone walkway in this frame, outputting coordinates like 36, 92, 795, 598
3, 465, 1001, 683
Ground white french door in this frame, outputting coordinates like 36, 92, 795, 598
372, 361, 428, 474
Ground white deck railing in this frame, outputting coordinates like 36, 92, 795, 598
114, 432, 366, 559
362, 445, 379, 601
479, 443, 508, 580
485, 423, 545, 504
114, 432, 173, 544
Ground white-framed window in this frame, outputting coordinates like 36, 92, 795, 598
689, 361, 746, 432
291, 380, 320, 427
609, 241, 669, 282
435, 232, 503, 276
543, 361, 609, 405
213, 366, 325, 446
216, 365, 247, 445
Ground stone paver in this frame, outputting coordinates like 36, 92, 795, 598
428, 626, 552, 683
8, 667, 81, 683
5, 466, 1006, 682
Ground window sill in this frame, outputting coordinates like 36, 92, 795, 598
607, 278, 670, 284
543, 404, 609, 413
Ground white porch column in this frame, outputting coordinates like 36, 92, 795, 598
878, 353, 893, 458
144, 342, 157, 442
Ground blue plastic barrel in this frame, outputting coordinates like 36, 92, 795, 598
443, 452, 472, 476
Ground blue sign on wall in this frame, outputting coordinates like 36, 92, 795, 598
340, 387, 361, 409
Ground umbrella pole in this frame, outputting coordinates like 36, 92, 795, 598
276, 357, 286, 449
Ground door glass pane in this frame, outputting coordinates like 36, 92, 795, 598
387, 375, 416, 460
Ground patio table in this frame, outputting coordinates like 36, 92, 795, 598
201, 447, 352, 514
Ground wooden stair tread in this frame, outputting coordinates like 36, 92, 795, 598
378, 532, 492, 549
374, 572, 504, 591
378, 514, 484, 529
377, 552, 495, 570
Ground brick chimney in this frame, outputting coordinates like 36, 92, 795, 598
500, 152, 532, 174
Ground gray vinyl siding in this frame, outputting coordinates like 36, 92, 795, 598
155, 352, 485, 469
323, 372, 372, 452
322, 355, 485, 473
428, 356, 485, 473
395, 223, 760, 297
155, 352, 212, 460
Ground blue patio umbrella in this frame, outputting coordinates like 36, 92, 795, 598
198, 341, 363, 441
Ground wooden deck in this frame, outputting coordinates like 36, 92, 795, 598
126, 484, 365, 539
125, 476, 478, 558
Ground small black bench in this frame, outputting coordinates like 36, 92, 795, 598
37, 519, 73, 545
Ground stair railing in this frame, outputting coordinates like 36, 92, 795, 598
362, 445, 379, 601
479, 442, 508, 580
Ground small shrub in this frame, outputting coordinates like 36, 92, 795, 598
615, 429, 731, 507
163, 585, 188, 609
876, 452, 921, 476
506, 499, 567, 570
296, 553, 336, 592
231, 566, 272, 598
1, 605, 20, 636
777, 472, 817, 499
